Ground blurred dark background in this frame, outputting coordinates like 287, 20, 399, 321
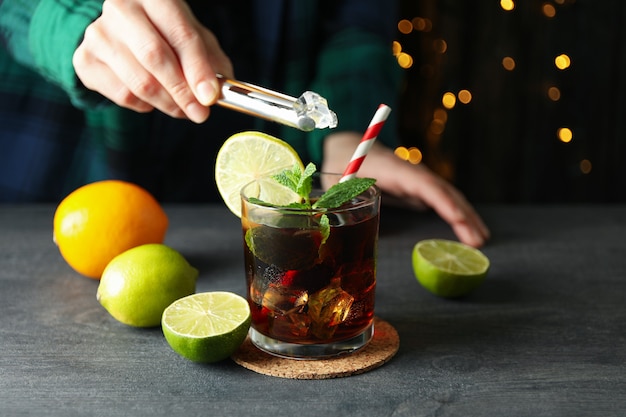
395, 0, 626, 203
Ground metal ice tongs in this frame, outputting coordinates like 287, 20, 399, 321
216, 74, 338, 132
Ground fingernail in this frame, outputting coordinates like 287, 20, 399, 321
186, 102, 208, 123
196, 80, 218, 105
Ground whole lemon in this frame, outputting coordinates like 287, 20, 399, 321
53, 180, 168, 279
97, 244, 198, 327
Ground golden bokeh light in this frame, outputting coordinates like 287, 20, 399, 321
442, 92, 457, 109
555, 54, 571, 70
394, 147, 423, 165
398, 19, 413, 34
558, 127, 573, 143
394, 146, 409, 160
397, 52, 414, 69
500, 0, 515, 11
580, 159, 592, 174
502, 56, 516, 71
542, 3, 556, 18
458, 89, 472, 104
407, 147, 423, 164
392, 41, 402, 56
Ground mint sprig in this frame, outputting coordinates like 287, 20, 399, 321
313, 177, 376, 209
270, 162, 376, 210
247, 163, 375, 254
271, 163, 315, 206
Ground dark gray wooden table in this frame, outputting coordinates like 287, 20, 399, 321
1, 204, 625, 416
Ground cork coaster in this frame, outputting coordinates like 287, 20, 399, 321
231, 317, 399, 379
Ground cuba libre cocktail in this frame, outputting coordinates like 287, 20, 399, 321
241, 174, 380, 359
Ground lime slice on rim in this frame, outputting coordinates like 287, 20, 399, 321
162, 292, 251, 363
215, 131, 304, 217
412, 239, 490, 298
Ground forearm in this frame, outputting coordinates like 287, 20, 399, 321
322, 132, 410, 197
323, 132, 490, 247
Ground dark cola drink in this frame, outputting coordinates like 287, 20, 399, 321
241, 176, 380, 359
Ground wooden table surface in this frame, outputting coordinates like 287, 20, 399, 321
1, 204, 625, 416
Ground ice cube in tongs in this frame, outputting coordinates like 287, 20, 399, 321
216, 74, 338, 132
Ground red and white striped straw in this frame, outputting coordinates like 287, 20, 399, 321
340, 104, 392, 183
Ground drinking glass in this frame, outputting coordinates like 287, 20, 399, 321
241, 173, 380, 359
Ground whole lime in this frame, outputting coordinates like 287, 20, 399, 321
97, 244, 198, 327
162, 292, 251, 363
412, 239, 489, 298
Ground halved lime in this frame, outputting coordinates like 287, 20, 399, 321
162, 292, 251, 363
412, 239, 489, 298
215, 131, 304, 217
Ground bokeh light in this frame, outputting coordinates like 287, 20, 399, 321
398, 19, 413, 34
392, 41, 402, 56
397, 52, 414, 69
429, 119, 445, 135
542, 3, 556, 18
500, 0, 515, 11
407, 147, 423, 164
548, 86, 561, 101
392, 4, 590, 198
555, 54, 571, 70
502, 56, 516, 71
411, 17, 432, 32
394, 146, 423, 165
558, 127, 573, 143
442, 92, 456, 109
394, 146, 409, 160
433, 108, 448, 123
433, 39, 448, 54
458, 89, 472, 104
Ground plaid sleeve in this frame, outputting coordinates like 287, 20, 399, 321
0, 0, 104, 107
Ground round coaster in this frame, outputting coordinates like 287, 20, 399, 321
231, 317, 399, 379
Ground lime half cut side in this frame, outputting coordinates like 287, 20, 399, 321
215, 131, 304, 217
412, 239, 490, 298
162, 292, 251, 363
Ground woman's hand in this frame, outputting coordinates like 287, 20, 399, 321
73, 0, 233, 123
322, 132, 490, 248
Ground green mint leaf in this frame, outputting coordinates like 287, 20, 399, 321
247, 197, 276, 207
297, 163, 316, 199
272, 164, 302, 194
319, 214, 330, 246
284, 202, 311, 210
312, 177, 376, 209
248, 197, 310, 211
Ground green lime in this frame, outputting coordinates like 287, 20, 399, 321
162, 292, 251, 363
97, 244, 198, 327
412, 239, 489, 298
